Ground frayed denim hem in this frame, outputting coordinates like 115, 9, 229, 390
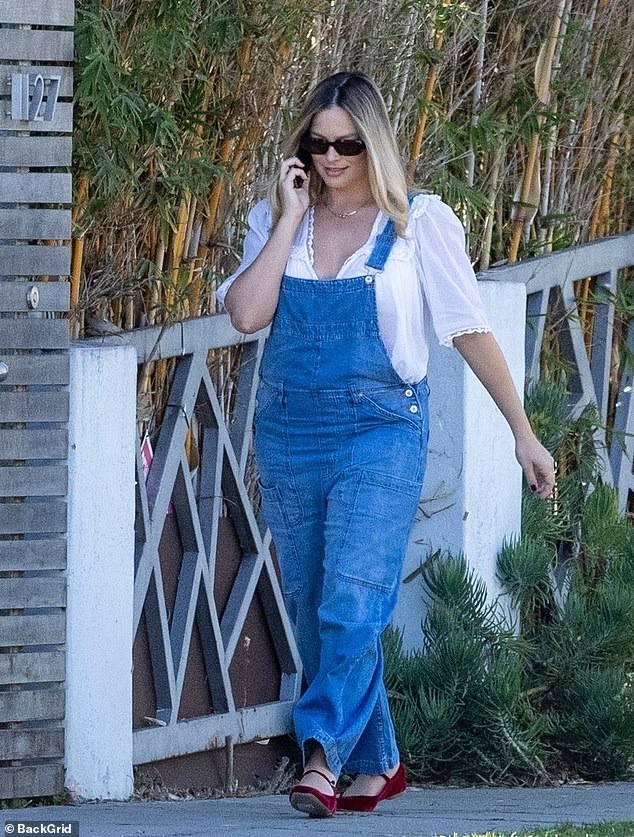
300, 732, 342, 779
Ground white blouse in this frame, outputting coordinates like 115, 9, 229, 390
216, 193, 491, 383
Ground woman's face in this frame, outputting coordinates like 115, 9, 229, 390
308, 106, 370, 194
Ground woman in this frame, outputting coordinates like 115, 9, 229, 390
217, 71, 555, 818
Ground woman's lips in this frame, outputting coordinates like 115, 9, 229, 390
323, 167, 347, 177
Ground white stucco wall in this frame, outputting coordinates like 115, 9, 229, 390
65, 343, 137, 800
393, 281, 526, 651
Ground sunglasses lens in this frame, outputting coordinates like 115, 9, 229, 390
302, 137, 329, 155
335, 139, 366, 156
301, 137, 366, 156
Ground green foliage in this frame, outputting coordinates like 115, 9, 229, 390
386, 378, 634, 784
465, 825, 634, 837
385, 554, 549, 784
74, 0, 227, 228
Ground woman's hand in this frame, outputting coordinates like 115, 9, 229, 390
514, 434, 556, 498
223, 157, 310, 333
279, 156, 310, 222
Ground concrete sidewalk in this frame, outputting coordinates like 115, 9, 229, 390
2, 784, 633, 837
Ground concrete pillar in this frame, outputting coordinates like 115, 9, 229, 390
394, 281, 527, 651
65, 343, 137, 800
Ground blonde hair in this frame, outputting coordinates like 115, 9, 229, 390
267, 72, 410, 236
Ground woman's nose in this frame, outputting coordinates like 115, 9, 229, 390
325, 145, 340, 162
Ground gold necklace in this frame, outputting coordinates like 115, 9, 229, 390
323, 197, 374, 219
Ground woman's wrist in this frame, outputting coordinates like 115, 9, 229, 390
509, 415, 538, 445
278, 206, 307, 232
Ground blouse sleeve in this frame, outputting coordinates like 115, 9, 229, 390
412, 196, 491, 347
215, 198, 273, 308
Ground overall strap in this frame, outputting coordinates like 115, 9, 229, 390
364, 192, 418, 272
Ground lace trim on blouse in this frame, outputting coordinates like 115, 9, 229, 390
440, 325, 492, 348
306, 205, 316, 265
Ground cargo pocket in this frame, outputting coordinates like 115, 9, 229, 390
258, 481, 304, 598
336, 469, 422, 593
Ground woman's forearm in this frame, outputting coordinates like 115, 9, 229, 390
452, 331, 533, 441
454, 331, 555, 497
224, 214, 301, 333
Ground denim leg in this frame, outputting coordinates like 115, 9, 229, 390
343, 679, 400, 774
292, 464, 423, 777
255, 407, 326, 691
258, 480, 326, 686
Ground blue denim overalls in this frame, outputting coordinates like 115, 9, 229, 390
254, 211, 429, 777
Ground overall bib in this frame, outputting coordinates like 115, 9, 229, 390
254, 214, 429, 776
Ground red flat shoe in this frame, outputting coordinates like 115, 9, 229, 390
337, 762, 407, 813
289, 768, 337, 818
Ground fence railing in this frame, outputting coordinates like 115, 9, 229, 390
124, 320, 301, 767
478, 230, 634, 512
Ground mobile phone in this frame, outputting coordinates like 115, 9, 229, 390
293, 148, 312, 189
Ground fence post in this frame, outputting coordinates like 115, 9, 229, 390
394, 281, 526, 650
65, 343, 137, 800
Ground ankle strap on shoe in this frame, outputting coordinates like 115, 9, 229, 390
302, 768, 336, 786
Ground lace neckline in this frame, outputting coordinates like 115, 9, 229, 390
305, 205, 384, 279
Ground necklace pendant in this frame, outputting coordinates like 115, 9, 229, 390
325, 204, 361, 219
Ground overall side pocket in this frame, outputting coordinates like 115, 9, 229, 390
258, 481, 304, 598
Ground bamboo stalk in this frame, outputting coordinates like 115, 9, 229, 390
407, 0, 451, 177
508, 1, 567, 263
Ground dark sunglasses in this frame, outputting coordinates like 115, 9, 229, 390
300, 135, 366, 157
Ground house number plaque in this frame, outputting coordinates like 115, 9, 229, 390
10, 73, 61, 122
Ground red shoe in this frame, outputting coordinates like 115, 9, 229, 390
337, 763, 407, 812
289, 768, 337, 818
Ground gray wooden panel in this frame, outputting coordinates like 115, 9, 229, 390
0, 30, 74, 62
0, 728, 64, 760
0, 577, 66, 609
0, 688, 65, 723
0, 428, 68, 459
0, 465, 67, 497
0, 500, 67, 534
0, 0, 75, 26
0, 279, 70, 311
0, 613, 65, 647
0, 246, 71, 276
0, 174, 72, 204
0, 539, 66, 571
0, 391, 69, 422
0, 136, 72, 167
0, 319, 69, 349
0, 102, 73, 133
0, 353, 69, 385
0, 764, 63, 800
0, 649, 65, 685
0, 210, 71, 242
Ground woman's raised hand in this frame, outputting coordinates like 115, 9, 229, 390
279, 156, 310, 221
